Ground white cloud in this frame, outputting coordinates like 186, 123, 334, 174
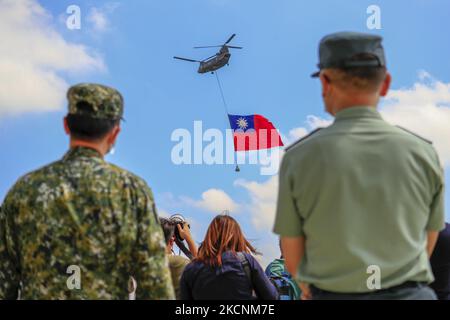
182, 188, 240, 214
286, 127, 308, 142
87, 3, 120, 33
157, 208, 171, 218
256, 238, 280, 268
235, 175, 278, 230
87, 8, 108, 32
284, 115, 332, 147
380, 72, 450, 166
305, 114, 333, 129
232, 176, 281, 267
0, 0, 105, 117
418, 70, 432, 81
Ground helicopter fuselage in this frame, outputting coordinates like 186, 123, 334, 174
174, 35, 240, 73
198, 47, 231, 74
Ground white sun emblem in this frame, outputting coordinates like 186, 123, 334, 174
236, 117, 248, 130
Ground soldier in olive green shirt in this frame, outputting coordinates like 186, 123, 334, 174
274, 32, 445, 299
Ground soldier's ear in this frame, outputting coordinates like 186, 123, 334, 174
319, 72, 331, 98
108, 124, 121, 144
63, 117, 70, 135
379, 72, 391, 97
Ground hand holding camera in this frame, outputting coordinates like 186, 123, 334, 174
167, 214, 198, 259
176, 222, 192, 241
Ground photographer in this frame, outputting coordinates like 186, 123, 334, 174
160, 215, 197, 299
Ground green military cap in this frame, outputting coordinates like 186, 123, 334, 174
67, 83, 124, 120
311, 31, 386, 77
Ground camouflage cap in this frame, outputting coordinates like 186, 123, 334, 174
67, 83, 124, 120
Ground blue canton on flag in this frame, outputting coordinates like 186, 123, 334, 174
228, 114, 255, 132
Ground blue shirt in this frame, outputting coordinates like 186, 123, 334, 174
180, 251, 278, 300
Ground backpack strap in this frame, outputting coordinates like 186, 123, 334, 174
237, 252, 252, 281
237, 252, 257, 298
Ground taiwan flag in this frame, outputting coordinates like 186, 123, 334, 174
228, 114, 284, 151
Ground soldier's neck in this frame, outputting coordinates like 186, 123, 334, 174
70, 139, 107, 157
329, 94, 380, 116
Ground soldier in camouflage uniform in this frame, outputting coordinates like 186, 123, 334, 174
0, 83, 175, 300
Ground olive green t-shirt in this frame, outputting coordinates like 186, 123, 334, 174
168, 255, 190, 299
273, 106, 445, 293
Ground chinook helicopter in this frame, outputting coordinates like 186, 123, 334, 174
173, 34, 242, 74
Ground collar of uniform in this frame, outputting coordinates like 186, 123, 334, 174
334, 106, 382, 121
63, 146, 104, 161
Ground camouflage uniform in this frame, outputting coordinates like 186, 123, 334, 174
0, 84, 175, 300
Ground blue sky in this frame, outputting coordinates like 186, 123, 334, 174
1, 0, 449, 266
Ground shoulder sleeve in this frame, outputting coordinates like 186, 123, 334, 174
129, 177, 175, 300
273, 153, 304, 237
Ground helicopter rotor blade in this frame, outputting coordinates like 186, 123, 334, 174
193, 34, 238, 49
173, 56, 200, 63
193, 45, 222, 49
225, 33, 236, 44
226, 46, 243, 49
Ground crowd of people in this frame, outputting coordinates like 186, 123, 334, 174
0, 31, 449, 300
159, 214, 449, 301
160, 214, 296, 300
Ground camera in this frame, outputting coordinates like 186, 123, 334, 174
160, 214, 193, 260
169, 214, 191, 242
